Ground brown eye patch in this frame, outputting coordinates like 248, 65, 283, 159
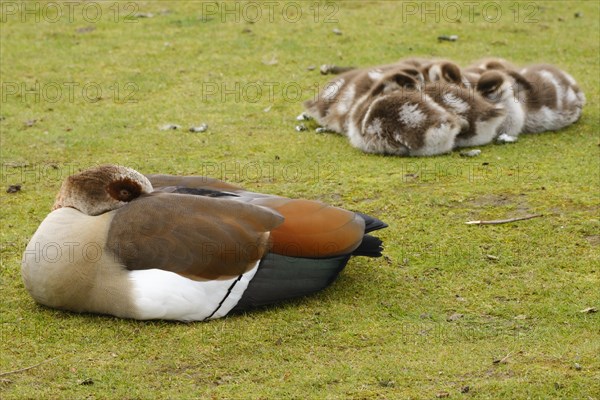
107, 178, 142, 202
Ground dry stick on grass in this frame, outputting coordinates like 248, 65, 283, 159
493, 352, 514, 364
466, 214, 543, 225
0, 356, 60, 377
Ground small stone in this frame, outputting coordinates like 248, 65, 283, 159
307, 65, 316, 71
579, 307, 597, 313
315, 127, 330, 133
461, 386, 470, 393
189, 123, 208, 133
438, 35, 458, 42
134, 12, 154, 18
6, 184, 21, 193
486, 254, 499, 261
76, 26, 96, 34
24, 119, 37, 127
79, 378, 94, 385
574, 363, 582, 371
332, 28, 342, 35
460, 149, 481, 157
574, 12, 582, 18
446, 313, 463, 322
436, 392, 450, 398
159, 124, 181, 131
295, 124, 307, 132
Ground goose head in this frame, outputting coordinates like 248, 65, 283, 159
52, 165, 153, 216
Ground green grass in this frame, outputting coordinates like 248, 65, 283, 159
1, 1, 599, 398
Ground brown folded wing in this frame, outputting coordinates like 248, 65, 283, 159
106, 192, 284, 280
246, 198, 366, 258
146, 174, 367, 259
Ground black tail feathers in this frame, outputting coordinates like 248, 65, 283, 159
352, 234, 384, 257
353, 213, 388, 257
355, 212, 388, 233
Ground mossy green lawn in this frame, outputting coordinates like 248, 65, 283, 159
1, 1, 598, 399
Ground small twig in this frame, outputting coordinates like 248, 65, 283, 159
466, 214, 543, 225
0, 356, 60, 377
493, 352, 513, 364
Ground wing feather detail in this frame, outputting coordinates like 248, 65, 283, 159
106, 193, 283, 280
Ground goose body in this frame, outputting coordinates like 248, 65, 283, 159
303, 63, 425, 134
303, 58, 466, 136
474, 70, 527, 143
464, 61, 585, 139
518, 64, 586, 133
346, 71, 461, 156
22, 166, 386, 321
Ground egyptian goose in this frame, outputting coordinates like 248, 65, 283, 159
21, 165, 387, 321
422, 82, 506, 148
517, 64, 586, 133
303, 62, 425, 134
303, 58, 467, 132
345, 71, 462, 156
474, 70, 528, 143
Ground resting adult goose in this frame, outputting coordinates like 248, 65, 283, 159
21, 165, 387, 321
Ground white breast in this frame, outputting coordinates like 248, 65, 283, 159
128, 263, 259, 321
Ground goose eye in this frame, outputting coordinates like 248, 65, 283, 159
107, 178, 142, 202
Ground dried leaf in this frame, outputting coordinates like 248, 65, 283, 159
6, 185, 21, 194
262, 55, 278, 66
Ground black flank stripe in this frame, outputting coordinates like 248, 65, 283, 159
203, 274, 244, 321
